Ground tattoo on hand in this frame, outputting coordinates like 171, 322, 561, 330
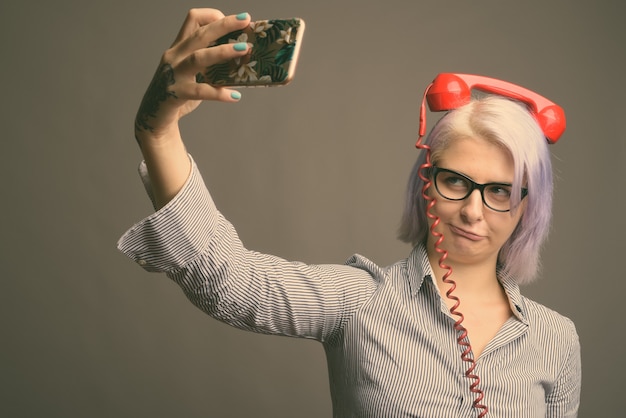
134, 63, 178, 137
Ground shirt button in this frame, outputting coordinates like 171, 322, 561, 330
137, 259, 147, 266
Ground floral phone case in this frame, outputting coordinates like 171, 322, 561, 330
199, 18, 305, 87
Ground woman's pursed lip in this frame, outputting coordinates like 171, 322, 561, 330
449, 225, 484, 240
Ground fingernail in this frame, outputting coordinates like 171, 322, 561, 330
236, 12, 248, 21
233, 42, 248, 52
231, 91, 242, 100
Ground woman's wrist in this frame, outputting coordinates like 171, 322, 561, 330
134, 118, 180, 150
134, 120, 191, 208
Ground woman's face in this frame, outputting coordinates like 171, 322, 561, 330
426, 136, 525, 268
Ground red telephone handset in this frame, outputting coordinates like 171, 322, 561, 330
421, 73, 566, 143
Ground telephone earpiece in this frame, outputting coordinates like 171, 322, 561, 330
422, 73, 566, 143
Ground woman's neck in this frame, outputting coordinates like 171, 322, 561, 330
427, 251, 504, 303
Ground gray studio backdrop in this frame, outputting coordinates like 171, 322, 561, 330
1, 0, 624, 417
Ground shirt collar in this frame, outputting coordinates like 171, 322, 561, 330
497, 267, 528, 323
406, 244, 433, 296
406, 244, 528, 324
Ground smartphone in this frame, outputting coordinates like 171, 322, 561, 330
198, 18, 305, 87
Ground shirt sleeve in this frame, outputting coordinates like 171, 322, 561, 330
117, 157, 379, 342
545, 319, 582, 417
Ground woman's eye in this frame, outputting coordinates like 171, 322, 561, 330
487, 185, 512, 198
445, 176, 467, 188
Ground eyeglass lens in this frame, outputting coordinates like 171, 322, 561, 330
435, 169, 514, 212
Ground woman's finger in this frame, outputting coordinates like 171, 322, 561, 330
171, 12, 251, 62
175, 42, 250, 80
177, 82, 243, 103
172, 8, 225, 46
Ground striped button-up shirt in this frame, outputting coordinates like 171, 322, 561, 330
118, 158, 581, 417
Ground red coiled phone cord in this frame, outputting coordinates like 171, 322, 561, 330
415, 84, 488, 417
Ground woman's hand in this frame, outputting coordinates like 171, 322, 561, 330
133, 9, 251, 208
135, 9, 251, 143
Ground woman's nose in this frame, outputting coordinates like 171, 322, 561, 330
460, 189, 484, 222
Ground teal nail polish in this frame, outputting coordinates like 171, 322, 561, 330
233, 42, 247, 52
231, 91, 242, 100
236, 12, 248, 21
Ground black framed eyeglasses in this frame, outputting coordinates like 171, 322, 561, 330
430, 166, 528, 212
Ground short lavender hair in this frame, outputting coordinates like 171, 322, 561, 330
398, 96, 553, 284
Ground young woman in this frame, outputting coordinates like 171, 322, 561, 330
119, 8, 581, 417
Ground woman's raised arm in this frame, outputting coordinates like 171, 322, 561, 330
133, 9, 251, 208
